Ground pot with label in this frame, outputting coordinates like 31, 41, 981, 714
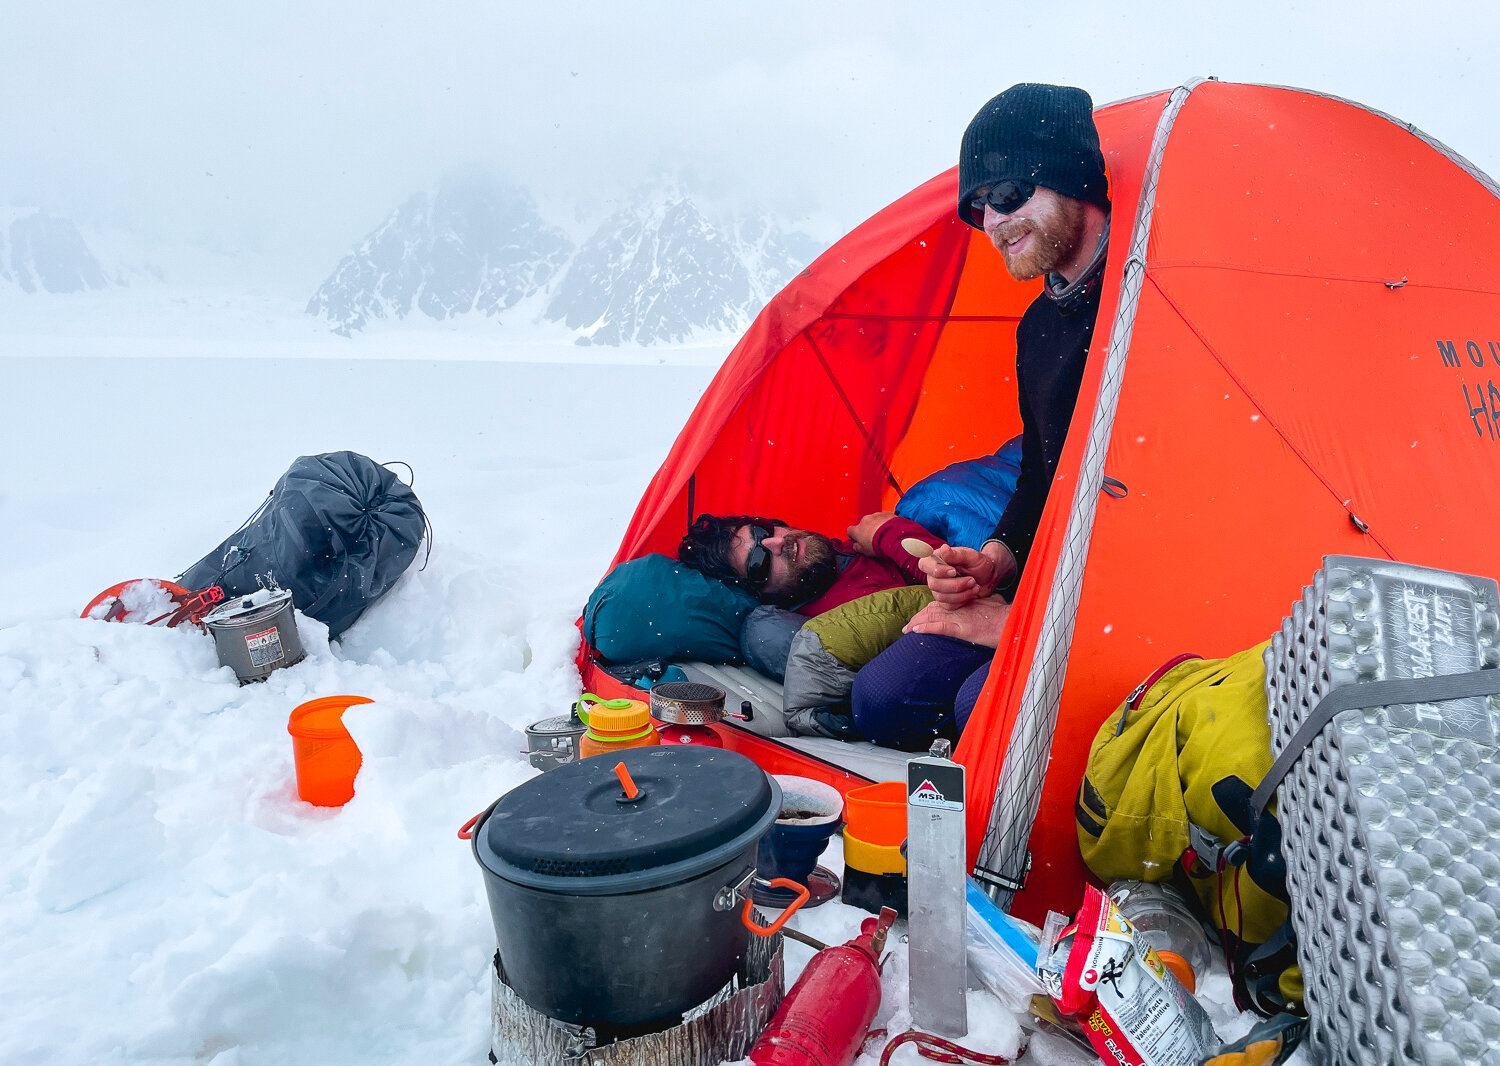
202, 587, 305, 684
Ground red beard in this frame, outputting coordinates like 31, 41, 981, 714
991, 195, 1087, 281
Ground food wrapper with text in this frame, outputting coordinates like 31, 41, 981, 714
1039, 884, 1218, 1066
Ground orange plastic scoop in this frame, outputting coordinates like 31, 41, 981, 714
287, 696, 374, 807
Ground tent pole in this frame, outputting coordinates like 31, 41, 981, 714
974, 78, 1208, 909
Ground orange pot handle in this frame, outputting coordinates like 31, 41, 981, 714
457, 811, 483, 840
741, 879, 811, 937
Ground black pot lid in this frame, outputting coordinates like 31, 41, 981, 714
481, 746, 774, 882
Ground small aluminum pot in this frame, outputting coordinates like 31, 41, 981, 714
523, 713, 585, 772
203, 588, 306, 684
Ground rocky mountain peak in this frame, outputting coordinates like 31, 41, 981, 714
306, 177, 574, 336
307, 178, 825, 344
2, 211, 109, 294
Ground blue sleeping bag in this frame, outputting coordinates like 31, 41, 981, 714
894, 436, 1023, 549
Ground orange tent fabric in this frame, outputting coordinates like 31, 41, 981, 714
579, 81, 1500, 921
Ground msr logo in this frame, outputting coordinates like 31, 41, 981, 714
913, 779, 945, 804
908, 762, 965, 810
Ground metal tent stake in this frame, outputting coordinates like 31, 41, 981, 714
906, 739, 968, 1038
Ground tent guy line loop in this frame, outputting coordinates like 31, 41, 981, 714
1145, 273, 1394, 561
1149, 261, 1440, 291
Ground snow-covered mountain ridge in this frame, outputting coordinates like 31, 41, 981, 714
307, 179, 826, 345
0, 210, 162, 295
0, 181, 827, 348
305, 181, 575, 337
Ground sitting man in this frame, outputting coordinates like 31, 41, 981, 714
678, 510, 941, 678
852, 82, 1112, 750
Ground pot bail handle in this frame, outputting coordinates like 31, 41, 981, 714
457, 797, 499, 841
742, 879, 811, 936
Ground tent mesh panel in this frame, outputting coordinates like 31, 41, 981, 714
974, 82, 1202, 908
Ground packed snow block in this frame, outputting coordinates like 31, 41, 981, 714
178, 452, 427, 640
894, 436, 1022, 550
583, 553, 758, 664
1265, 557, 1500, 1066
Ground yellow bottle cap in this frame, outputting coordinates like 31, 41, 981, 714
586, 698, 652, 732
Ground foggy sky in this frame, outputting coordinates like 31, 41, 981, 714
5, 1, 1498, 289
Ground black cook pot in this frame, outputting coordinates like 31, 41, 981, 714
469, 746, 792, 1030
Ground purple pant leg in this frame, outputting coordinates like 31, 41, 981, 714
954, 659, 992, 733
850, 633, 995, 750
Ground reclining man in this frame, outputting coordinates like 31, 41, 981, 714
677, 510, 942, 676
854, 83, 1112, 749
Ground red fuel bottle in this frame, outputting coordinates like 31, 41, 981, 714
748, 907, 896, 1066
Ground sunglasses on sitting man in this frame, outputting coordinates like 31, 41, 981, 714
966, 179, 1036, 227
743, 521, 777, 587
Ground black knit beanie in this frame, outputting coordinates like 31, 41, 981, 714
957, 84, 1109, 228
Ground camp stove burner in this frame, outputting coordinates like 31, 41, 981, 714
650, 682, 752, 747
650, 682, 729, 725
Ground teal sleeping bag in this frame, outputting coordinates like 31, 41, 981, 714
583, 553, 759, 663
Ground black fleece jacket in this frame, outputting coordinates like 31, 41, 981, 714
988, 267, 1105, 590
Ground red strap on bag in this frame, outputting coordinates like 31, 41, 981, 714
81, 580, 224, 628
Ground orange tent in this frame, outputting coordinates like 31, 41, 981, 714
577, 80, 1500, 920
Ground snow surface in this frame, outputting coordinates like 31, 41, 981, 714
1, 310, 1259, 1065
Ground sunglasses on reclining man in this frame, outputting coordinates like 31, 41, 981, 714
965, 179, 1036, 226
743, 521, 776, 588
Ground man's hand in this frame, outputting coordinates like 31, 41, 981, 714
845, 511, 896, 556
902, 594, 1011, 647
918, 540, 1017, 609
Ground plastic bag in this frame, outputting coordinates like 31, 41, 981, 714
965, 879, 1046, 1011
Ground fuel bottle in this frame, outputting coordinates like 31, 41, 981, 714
747, 907, 897, 1066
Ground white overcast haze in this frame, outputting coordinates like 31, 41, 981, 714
2, 4, 1497, 1063
4, 0, 1499, 293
